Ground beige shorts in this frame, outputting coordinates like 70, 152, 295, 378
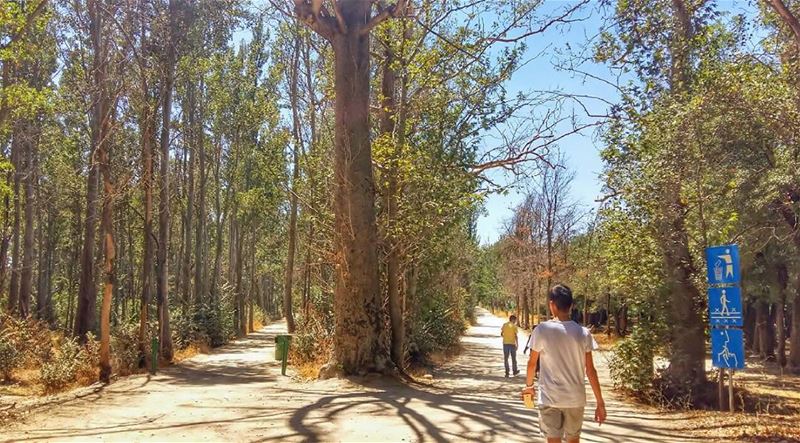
539, 406, 585, 439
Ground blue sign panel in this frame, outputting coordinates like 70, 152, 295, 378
705, 245, 741, 285
708, 286, 743, 327
711, 328, 744, 369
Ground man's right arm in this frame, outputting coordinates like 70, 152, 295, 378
585, 351, 606, 424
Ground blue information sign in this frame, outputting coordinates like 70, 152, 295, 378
711, 328, 744, 369
708, 286, 743, 327
705, 245, 741, 285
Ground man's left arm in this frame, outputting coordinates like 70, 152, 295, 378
521, 349, 539, 397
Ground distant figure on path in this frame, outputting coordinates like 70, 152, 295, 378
521, 284, 606, 443
501, 314, 520, 377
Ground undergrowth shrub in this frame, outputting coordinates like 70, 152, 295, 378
40, 333, 99, 393
112, 323, 140, 376
1, 314, 53, 381
290, 286, 335, 367
410, 287, 467, 358
172, 302, 235, 349
0, 334, 21, 381
609, 325, 658, 399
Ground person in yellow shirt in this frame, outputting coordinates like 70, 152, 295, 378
501, 315, 520, 377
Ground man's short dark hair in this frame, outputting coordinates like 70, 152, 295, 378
549, 284, 573, 312
509, 315, 517, 322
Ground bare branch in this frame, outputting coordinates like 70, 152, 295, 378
488, 0, 590, 43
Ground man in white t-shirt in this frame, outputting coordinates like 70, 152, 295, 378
521, 284, 606, 443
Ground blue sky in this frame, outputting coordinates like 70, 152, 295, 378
473, 0, 763, 245
475, 3, 617, 244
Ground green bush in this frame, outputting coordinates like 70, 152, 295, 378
40, 334, 99, 393
410, 287, 468, 357
172, 302, 236, 349
112, 323, 141, 376
291, 332, 318, 363
609, 325, 658, 398
0, 335, 22, 381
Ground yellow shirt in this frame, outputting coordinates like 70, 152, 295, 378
501, 322, 518, 345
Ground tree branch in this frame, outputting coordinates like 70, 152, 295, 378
360, 0, 409, 35
766, 0, 800, 48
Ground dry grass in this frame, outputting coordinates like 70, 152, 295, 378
617, 358, 800, 442
593, 332, 621, 351
173, 341, 212, 363
676, 409, 800, 442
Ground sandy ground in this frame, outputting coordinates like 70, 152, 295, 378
1, 308, 700, 442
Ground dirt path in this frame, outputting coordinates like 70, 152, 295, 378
2, 309, 695, 442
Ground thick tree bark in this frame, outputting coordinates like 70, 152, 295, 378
661, 201, 707, 390
156, 0, 177, 361
330, 11, 387, 374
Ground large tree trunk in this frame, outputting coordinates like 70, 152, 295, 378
83, 0, 117, 382
98, 111, 115, 384
330, 10, 387, 374
36, 202, 56, 325
380, 40, 406, 368
283, 31, 301, 333
235, 219, 245, 336
75, 13, 105, 339
139, 93, 155, 368
194, 81, 207, 305
18, 119, 36, 318
211, 136, 224, 304
756, 300, 774, 360
8, 125, 22, 315
156, 0, 177, 361
791, 284, 800, 369
181, 81, 195, 307
661, 197, 707, 392
0, 179, 11, 310
775, 263, 789, 368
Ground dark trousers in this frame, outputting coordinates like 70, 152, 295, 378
503, 344, 518, 375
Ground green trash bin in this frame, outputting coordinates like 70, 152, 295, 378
274, 334, 293, 375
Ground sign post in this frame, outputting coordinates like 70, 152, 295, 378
705, 244, 744, 413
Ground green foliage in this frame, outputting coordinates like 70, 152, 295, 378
172, 302, 236, 349
0, 335, 22, 381
410, 287, 468, 358
111, 324, 142, 377
609, 325, 660, 398
39, 334, 99, 393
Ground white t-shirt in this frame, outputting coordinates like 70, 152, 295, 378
528, 319, 597, 408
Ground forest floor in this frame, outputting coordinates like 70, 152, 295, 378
1, 308, 798, 442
